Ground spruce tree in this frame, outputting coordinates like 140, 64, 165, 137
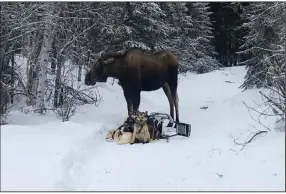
239, 2, 285, 89
92, 2, 172, 52
187, 2, 218, 73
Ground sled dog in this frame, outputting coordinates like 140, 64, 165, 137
106, 110, 161, 145
105, 128, 133, 145
130, 111, 154, 144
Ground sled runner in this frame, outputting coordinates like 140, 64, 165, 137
148, 112, 191, 138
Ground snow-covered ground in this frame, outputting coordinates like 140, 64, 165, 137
1, 65, 285, 191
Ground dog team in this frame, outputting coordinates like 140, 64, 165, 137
105, 111, 163, 145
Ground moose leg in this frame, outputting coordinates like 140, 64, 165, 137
169, 85, 179, 123
168, 67, 180, 122
132, 91, 141, 112
123, 90, 134, 115
162, 82, 175, 121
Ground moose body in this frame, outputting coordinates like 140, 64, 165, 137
85, 48, 180, 122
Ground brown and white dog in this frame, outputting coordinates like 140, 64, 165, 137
130, 111, 153, 144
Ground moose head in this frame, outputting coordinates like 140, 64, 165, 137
84, 51, 125, 86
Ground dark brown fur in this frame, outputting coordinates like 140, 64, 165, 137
85, 47, 180, 122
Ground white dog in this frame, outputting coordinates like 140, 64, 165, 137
105, 128, 133, 145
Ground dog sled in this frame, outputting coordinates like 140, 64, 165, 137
148, 112, 191, 139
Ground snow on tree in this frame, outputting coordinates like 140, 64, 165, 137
122, 2, 172, 51
239, 2, 285, 89
161, 2, 219, 73
239, 2, 285, 122
185, 2, 219, 73
0, 2, 37, 121
91, 2, 172, 52
159, 2, 193, 68
35, 3, 60, 113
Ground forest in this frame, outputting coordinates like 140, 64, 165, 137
0, 2, 285, 124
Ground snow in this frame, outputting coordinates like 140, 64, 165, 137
1, 65, 285, 191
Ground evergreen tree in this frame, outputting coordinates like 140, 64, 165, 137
209, 2, 248, 67
239, 2, 285, 89
160, 2, 219, 73
186, 2, 218, 73
123, 2, 172, 51
159, 2, 194, 68
186, 3, 216, 58
92, 2, 172, 52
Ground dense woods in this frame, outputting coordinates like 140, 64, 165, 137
0, 2, 285, 124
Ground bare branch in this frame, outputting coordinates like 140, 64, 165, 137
231, 130, 268, 152
242, 101, 273, 131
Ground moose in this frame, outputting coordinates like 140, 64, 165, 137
85, 47, 180, 122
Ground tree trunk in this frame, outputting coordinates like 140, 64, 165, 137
53, 57, 63, 108
77, 57, 82, 82
58, 86, 64, 107
83, 49, 91, 78
26, 32, 42, 106
51, 40, 57, 74
10, 52, 15, 104
35, 8, 57, 112
74, 41, 82, 82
